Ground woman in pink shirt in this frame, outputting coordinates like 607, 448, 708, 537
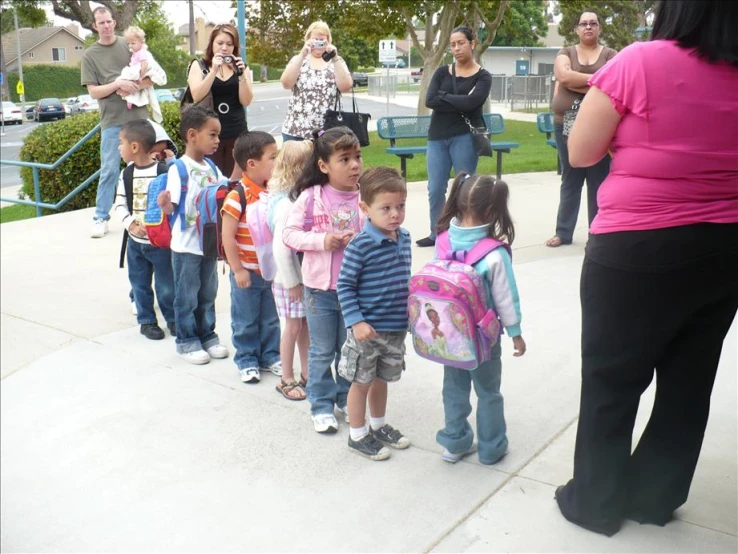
555, 0, 738, 537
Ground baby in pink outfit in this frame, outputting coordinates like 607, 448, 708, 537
119, 26, 167, 122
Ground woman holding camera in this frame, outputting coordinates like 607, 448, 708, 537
280, 21, 353, 141
187, 23, 253, 178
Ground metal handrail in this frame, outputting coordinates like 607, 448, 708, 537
0, 124, 101, 217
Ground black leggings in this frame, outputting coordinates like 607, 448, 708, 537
557, 251, 738, 535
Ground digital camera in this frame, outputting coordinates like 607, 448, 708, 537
221, 55, 243, 76
312, 40, 326, 49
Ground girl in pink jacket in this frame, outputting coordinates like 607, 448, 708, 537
283, 127, 365, 434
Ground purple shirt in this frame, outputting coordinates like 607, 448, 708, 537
589, 40, 738, 234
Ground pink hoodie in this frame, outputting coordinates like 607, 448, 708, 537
282, 184, 365, 291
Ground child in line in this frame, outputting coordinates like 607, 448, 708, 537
269, 141, 314, 400
114, 119, 175, 340
221, 131, 282, 384
283, 127, 364, 433
120, 26, 167, 122
337, 167, 412, 460
435, 172, 526, 465
157, 106, 229, 365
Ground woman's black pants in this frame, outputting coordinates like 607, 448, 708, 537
557, 252, 738, 535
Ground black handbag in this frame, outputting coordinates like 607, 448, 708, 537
323, 87, 371, 147
180, 59, 214, 113
451, 63, 492, 157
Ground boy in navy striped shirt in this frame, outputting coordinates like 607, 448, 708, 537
337, 167, 412, 461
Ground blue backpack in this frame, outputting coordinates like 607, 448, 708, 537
142, 158, 195, 248
195, 175, 245, 260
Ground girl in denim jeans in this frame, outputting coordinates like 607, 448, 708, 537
283, 127, 364, 434
434, 172, 526, 465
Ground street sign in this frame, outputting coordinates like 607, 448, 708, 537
16, 81, 24, 95
0, 72, 4, 86
378, 39, 396, 63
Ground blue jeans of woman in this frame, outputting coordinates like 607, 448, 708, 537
426, 133, 479, 239
172, 252, 219, 354
127, 239, 175, 327
436, 342, 507, 464
95, 125, 122, 221
229, 270, 281, 370
304, 286, 350, 416
553, 123, 611, 243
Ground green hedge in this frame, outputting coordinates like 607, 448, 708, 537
19, 102, 184, 214
6, 64, 87, 103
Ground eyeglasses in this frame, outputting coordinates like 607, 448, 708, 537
578, 21, 599, 28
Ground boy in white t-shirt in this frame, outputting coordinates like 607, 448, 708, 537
157, 106, 229, 365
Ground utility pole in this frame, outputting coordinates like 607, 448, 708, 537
189, 0, 196, 57
14, 10, 25, 116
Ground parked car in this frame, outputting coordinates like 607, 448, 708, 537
25, 106, 35, 120
0, 101, 23, 125
411, 67, 424, 83
61, 98, 73, 115
68, 94, 99, 115
172, 87, 186, 101
381, 58, 406, 68
33, 98, 65, 122
155, 89, 176, 103
352, 72, 368, 87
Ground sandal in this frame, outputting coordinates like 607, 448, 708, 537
545, 236, 571, 248
276, 379, 306, 401
298, 375, 308, 389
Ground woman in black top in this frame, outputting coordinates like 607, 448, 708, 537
417, 26, 492, 247
186, 23, 253, 179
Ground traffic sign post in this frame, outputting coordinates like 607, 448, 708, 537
379, 39, 397, 117
16, 81, 24, 96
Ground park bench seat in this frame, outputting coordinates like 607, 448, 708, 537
377, 114, 520, 180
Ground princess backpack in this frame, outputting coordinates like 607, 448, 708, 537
408, 232, 510, 370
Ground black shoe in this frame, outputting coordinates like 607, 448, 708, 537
348, 434, 391, 461
167, 322, 177, 337
415, 236, 436, 247
370, 424, 410, 449
140, 323, 165, 340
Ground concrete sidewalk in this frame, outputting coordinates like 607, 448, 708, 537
1, 172, 736, 553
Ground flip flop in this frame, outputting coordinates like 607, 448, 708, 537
545, 236, 570, 247
276, 379, 306, 401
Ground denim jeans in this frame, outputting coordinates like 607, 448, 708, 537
436, 342, 507, 464
172, 251, 219, 353
553, 123, 610, 243
230, 270, 281, 370
426, 133, 479, 238
95, 125, 122, 221
127, 239, 175, 326
304, 286, 350, 416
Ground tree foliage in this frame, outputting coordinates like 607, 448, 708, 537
554, 0, 646, 51
0, 0, 49, 34
491, 0, 547, 47
134, 3, 189, 88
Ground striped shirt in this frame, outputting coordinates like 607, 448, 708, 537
221, 175, 264, 274
337, 220, 412, 331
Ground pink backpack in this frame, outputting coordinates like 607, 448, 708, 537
408, 232, 510, 370
245, 191, 277, 280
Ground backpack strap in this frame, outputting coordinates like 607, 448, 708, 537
436, 231, 510, 265
203, 157, 218, 176
304, 186, 315, 231
170, 159, 189, 230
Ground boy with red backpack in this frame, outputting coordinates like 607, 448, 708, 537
221, 131, 282, 385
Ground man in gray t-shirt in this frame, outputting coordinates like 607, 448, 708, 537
82, 6, 150, 238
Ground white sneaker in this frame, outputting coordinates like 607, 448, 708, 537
206, 343, 229, 359
312, 413, 338, 434
261, 361, 283, 376
442, 443, 478, 464
178, 350, 210, 365
91, 218, 108, 238
239, 367, 260, 383
335, 405, 350, 423
131, 300, 137, 316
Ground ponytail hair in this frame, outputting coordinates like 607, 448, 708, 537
290, 126, 360, 201
436, 173, 515, 244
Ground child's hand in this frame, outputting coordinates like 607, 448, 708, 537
163, 149, 175, 160
129, 222, 147, 238
233, 268, 251, 288
157, 190, 172, 213
288, 284, 303, 303
323, 233, 343, 251
341, 230, 355, 247
512, 335, 526, 357
352, 322, 377, 341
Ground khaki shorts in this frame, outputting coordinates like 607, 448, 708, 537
338, 329, 407, 385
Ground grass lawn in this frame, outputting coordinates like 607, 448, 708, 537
0, 204, 37, 224
362, 119, 558, 182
